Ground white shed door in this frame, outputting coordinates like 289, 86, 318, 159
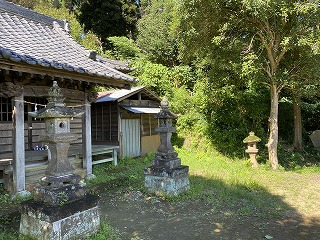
121, 119, 140, 157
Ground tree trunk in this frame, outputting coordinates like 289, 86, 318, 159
267, 83, 279, 170
293, 92, 303, 151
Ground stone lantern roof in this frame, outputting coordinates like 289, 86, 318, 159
154, 97, 178, 119
28, 81, 83, 118
243, 132, 261, 144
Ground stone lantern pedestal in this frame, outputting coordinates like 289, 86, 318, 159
144, 98, 189, 196
243, 132, 261, 168
19, 81, 100, 239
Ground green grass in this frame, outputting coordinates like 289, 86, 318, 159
86, 220, 121, 240
88, 146, 319, 219
1, 147, 319, 239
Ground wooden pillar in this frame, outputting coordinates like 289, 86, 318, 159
82, 92, 93, 177
12, 94, 26, 193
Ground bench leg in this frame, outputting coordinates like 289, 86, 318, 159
4, 172, 13, 193
113, 149, 118, 166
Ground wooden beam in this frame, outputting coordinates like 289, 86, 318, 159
12, 94, 26, 193
0, 60, 133, 88
82, 91, 93, 177
23, 85, 85, 100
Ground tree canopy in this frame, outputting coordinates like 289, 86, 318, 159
77, 0, 138, 48
178, 0, 320, 169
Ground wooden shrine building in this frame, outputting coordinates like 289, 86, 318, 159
92, 86, 161, 158
0, 0, 136, 195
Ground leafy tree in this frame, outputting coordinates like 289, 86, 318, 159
77, 0, 138, 48
107, 36, 140, 60
132, 58, 174, 97
7, 0, 39, 8
35, 1, 103, 53
136, 0, 179, 66
178, 0, 320, 169
285, 49, 320, 151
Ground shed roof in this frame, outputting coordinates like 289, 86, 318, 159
96, 86, 160, 103
0, 0, 136, 86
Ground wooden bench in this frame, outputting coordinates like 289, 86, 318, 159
91, 145, 119, 165
0, 145, 119, 190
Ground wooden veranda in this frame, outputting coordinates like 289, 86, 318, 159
0, 145, 119, 191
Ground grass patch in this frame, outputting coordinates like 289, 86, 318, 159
87, 153, 153, 191
86, 220, 121, 240
1, 147, 318, 238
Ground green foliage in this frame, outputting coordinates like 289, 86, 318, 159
78, 0, 138, 48
86, 221, 120, 240
277, 143, 320, 170
136, 0, 179, 66
34, 2, 103, 53
176, 0, 320, 162
186, 63, 269, 156
132, 58, 174, 97
107, 36, 140, 60
87, 153, 153, 190
7, 0, 39, 8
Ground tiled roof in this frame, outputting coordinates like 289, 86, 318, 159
96, 56, 134, 73
0, 0, 136, 84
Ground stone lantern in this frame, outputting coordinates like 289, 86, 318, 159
243, 132, 261, 168
19, 81, 100, 239
144, 98, 189, 196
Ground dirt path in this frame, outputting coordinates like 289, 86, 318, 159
1, 186, 319, 239
98, 189, 320, 240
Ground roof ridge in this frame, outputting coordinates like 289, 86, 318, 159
52, 22, 137, 82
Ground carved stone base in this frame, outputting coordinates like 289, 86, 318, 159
152, 157, 181, 169
34, 174, 87, 206
20, 194, 100, 240
144, 166, 190, 196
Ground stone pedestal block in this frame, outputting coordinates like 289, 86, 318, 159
144, 166, 190, 196
20, 194, 100, 240
34, 174, 87, 206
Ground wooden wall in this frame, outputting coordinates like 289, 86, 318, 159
141, 135, 160, 155
141, 114, 158, 137
91, 102, 118, 143
0, 122, 13, 153
0, 90, 85, 155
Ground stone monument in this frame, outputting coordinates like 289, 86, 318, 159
19, 81, 100, 239
144, 98, 189, 196
243, 132, 261, 168
310, 130, 320, 150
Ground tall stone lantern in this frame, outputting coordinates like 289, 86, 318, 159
19, 81, 100, 239
243, 132, 261, 168
144, 98, 189, 196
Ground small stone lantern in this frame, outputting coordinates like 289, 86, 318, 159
243, 132, 261, 168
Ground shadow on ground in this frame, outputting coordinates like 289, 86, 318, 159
96, 175, 320, 240
0, 175, 319, 240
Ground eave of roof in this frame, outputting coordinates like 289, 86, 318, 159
121, 106, 160, 114
96, 86, 160, 103
0, 1, 137, 86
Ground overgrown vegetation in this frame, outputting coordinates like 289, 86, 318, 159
1, 144, 319, 238
22, 0, 320, 169
86, 145, 320, 219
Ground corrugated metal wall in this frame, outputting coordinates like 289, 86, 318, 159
121, 119, 140, 157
